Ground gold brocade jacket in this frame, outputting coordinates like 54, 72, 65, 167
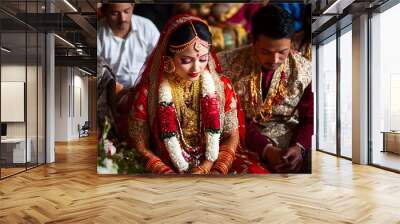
217, 45, 312, 148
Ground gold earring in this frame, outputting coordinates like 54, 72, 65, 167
163, 56, 175, 73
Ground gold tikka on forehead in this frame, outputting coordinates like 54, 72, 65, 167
169, 21, 211, 53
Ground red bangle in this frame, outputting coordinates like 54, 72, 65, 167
213, 163, 228, 174
152, 161, 164, 173
159, 165, 173, 174
146, 157, 161, 171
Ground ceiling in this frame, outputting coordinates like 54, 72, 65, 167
311, 0, 391, 43
0, 0, 96, 74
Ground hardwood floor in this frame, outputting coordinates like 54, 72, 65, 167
0, 136, 399, 223
1, 163, 44, 178
0, 167, 26, 178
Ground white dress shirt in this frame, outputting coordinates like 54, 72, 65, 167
97, 15, 160, 88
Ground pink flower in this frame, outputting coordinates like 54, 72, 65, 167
104, 139, 116, 156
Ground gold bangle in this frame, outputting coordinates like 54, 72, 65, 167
197, 166, 208, 174
192, 165, 208, 174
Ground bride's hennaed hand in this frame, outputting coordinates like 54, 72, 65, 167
201, 160, 214, 171
190, 167, 204, 174
191, 160, 214, 174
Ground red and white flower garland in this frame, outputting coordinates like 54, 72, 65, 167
158, 70, 221, 172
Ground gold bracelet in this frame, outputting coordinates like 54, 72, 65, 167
197, 165, 209, 174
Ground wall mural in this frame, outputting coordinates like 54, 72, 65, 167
96, 3, 312, 175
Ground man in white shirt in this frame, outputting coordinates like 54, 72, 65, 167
97, 3, 160, 89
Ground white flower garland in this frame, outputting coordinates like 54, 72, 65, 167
201, 70, 220, 162
159, 71, 220, 172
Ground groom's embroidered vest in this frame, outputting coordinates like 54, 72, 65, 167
217, 45, 312, 148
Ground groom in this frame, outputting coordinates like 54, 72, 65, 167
217, 4, 313, 173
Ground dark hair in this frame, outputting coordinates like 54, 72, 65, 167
100, 4, 111, 14
167, 20, 212, 55
251, 5, 295, 40
100, 3, 134, 14
302, 4, 311, 44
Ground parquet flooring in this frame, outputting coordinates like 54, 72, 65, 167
1, 167, 26, 178
0, 136, 399, 223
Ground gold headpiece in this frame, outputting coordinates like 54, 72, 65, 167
169, 21, 211, 53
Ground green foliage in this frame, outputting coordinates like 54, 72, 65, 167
160, 101, 173, 107
160, 132, 177, 140
206, 128, 221, 134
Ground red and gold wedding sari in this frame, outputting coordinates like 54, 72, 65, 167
118, 14, 266, 174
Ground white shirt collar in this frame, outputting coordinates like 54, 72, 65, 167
131, 15, 138, 33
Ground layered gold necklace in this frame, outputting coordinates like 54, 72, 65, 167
249, 64, 288, 123
158, 70, 221, 172
168, 75, 201, 148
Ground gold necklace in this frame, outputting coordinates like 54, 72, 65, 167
250, 64, 287, 123
168, 75, 201, 148
169, 75, 200, 113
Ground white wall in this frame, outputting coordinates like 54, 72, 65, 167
54, 66, 89, 141
0, 65, 41, 137
1, 65, 26, 139
72, 72, 89, 138
1, 64, 46, 163
55, 66, 69, 141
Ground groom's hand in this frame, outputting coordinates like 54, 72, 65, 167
263, 145, 285, 172
275, 145, 304, 173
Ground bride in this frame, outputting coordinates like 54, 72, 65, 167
126, 15, 242, 174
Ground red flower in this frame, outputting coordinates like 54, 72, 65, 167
159, 105, 178, 138
281, 70, 286, 81
200, 96, 220, 131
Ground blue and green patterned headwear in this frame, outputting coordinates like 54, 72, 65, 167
278, 3, 305, 32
